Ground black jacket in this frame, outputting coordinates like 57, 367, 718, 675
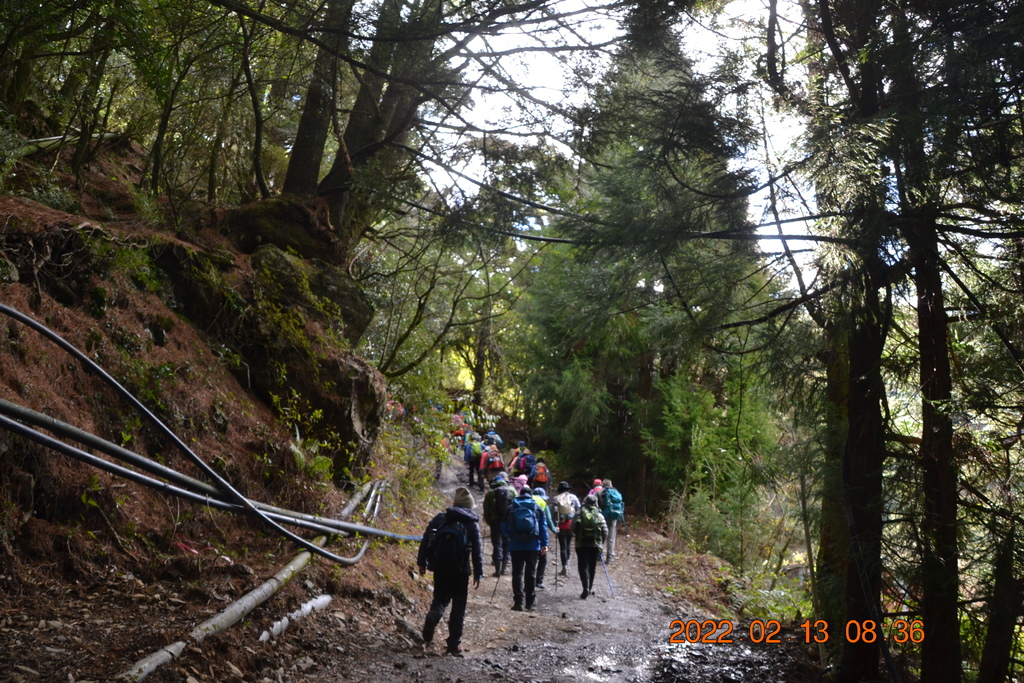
417, 506, 485, 580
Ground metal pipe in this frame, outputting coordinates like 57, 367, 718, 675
0, 413, 421, 542
0, 303, 421, 558
0, 398, 416, 539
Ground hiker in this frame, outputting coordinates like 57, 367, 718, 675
510, 440, 526, 460
552, 481, 581, 575
481, 444, 506, 486
464, 432, 483, 488
600, 479, 625, 562
511, 473, 529, 494
572, 494, 608, 599
528, 457, 551, 494
588, 478, 604, 498
510, 446, 535, 478
483, 472, 516, 576
532, 487, 557, 590
501, 486, 549, 611
417, 487, 484, 656
486, 429, 504, 449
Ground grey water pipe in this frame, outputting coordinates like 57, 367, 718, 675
339, 480, 374, 519
0, 398, 420, 541
0, 303, 417, 560
0, 413, 422, 543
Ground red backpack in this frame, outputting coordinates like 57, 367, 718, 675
533, 462, 549, 483
487, 451, 504, 470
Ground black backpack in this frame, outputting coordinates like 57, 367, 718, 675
428, 520, 468, 574
486, 486, 513, 525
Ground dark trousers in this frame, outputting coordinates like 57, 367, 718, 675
577, 547, 600, 592
467, 459, 477, 486
558, 529, 573, 569
510, 549, 539, 607
489, 523, 509, 569
424, 572, 470, 649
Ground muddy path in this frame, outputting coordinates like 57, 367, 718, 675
0, 457, 821, 682
302, 462, 822, 683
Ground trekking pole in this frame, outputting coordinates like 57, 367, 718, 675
599, 551, 615, 597
490, 570, 502, 604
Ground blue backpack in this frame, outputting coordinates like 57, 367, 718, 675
508, 497, 539, 542
603, 488, 624, 521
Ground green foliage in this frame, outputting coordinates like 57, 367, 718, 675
374, 417, 441, 516
0, 120, 19, 187
20, 177, 79, 213
119, 360, 182, 415
271, 390, 343, 483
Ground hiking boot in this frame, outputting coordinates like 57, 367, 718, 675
525, 601, 535, 611
446, 645, 464, 657
536, 582, 546, 590
559, 567, 568, 576
512, 602, 524, 612
493, 567, 501, 578
580, 589, 588, 599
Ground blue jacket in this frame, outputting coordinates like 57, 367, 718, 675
501, 492, 549, 552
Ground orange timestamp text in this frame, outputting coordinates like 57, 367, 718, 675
668, 618, 925, 645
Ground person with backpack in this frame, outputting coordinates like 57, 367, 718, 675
600, 479, 625, 562
532, 487, 557, 590
481, 444, 506, 487
552, 481, 581, 576
572, 494, 608, 599
417, 487, 484, 656
483, 472, 516, 576
528, 457, 551, 493
464, 433, 483, 488
511, 447, 535, 478
486, 430, 504, 449
501, 487, 549, 611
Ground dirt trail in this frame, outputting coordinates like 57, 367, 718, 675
0, 457, 820, 682
305, 461, 821, 683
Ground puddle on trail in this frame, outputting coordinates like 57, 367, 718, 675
649, 639, 819, 683
556, 644, 656, 682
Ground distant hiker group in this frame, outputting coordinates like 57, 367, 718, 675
417, 423, 630, 653
457, 425, 551, 495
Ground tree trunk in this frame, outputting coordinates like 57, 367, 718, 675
909, 217, 961, 683
282, 0, 354, 197
840, 264, 886, 683
816, 318, 851, 666
977, 524, 1021, 683
241, 19, 270, 200
317, 0, 442, 262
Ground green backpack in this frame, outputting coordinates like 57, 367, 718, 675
577, 507, 601, 544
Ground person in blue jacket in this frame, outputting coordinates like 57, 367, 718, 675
501, 487, 548, 611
